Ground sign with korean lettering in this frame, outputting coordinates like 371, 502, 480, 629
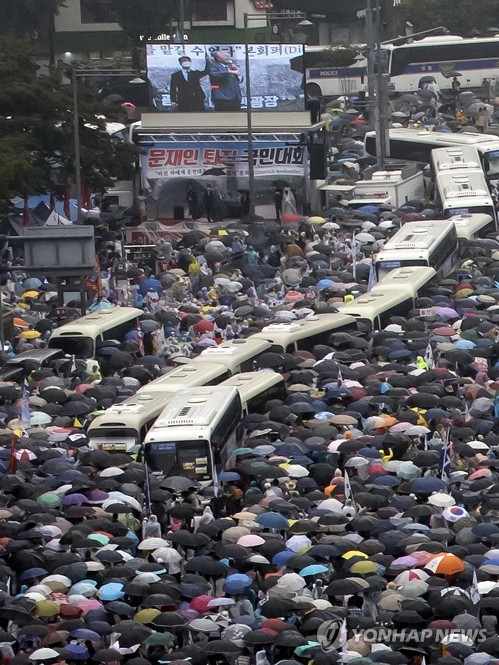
145, 42, 304, 113
141, 140, 306, 180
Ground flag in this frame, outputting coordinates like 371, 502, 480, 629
21, 380, 30, 426
73, 417, 83, 428
81, 186, 92, 210
172, 27, 183, 43
85, 255, 102, 297
351, 234, 357, 279
423, 434, 428, 451
464, 402, 472, 422
8, 436, 16, 473
64, 184, 71, 219
49, 192, 55, 212
424, 341, 434, 369
70, 355, 77, 374
393, 0, 401, 5
339, 618, 348, 656
367, 259, 377, 291
441, 429, 451, 483
136, 319, 145, 356
337, 367, 343, 386
343, 470, 357, 516
22, 196, 30, 227
343, 469, 352, 503
470, 569, 480, 604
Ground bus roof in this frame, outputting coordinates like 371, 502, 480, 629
366, 128, 499, 149
49, 306, 143, 338
370, 266, 436, 298
140, 361, 229, 394
252, 313, 356, 348
152, 386, 239, 429
191, 338, 271, 372
452, 213, 495, 239
436, 171, 491, 200
336, 289, 414, 322
221, 371, 284, 405
88, 392, 174, 433
431, 145, 482, 173
379, 220, 456, 252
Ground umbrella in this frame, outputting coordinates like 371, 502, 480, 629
425, 553, 465, 575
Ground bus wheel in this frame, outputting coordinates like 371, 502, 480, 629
306, 83, 322, 100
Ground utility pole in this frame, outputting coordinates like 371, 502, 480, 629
374, 0, 389, 167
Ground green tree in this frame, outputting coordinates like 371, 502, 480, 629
0, 39, 138, 209
0, 0, 64, 64
400, 0, 499, 35
112, 0, 177, 70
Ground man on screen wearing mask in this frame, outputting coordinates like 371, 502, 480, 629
170, 54, 209, 112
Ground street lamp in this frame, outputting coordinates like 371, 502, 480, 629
72, 68, 137, 223
243, 12, 310, 220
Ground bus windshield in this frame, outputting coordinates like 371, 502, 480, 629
484, 150, 499, 179
377, 259, 428, 279
49, 336, 94, 359
145, 440, 212, 481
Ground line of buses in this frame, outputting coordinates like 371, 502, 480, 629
45, 212, 496, 485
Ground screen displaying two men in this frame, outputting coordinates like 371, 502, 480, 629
146, 42, 305, 113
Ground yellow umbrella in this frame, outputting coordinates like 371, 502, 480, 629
350, 560, 379, 574
307, 216, 326, 224
342, 550, 369, 560
35, 600, 60, 617
19, 330, 41, 339
21, 290, 39, 299
134, 608, 160, 624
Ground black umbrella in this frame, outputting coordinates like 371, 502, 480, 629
169, 531, 211, 548
184, 556, 228, 576
161, 476, 200, 491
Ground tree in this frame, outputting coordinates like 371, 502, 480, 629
400, 0, 499, 35
112, 0, 177, 70
0, 0, 64, 65
0, 39, 138, 209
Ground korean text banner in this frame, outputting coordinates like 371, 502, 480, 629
141, 140, 306, 181
145, 43, 304, 113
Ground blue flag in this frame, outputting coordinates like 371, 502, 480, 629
21, 380, 30, 426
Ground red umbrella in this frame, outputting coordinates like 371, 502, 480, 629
193, 320, 214, 333
433, 326, 456, 336
281, 214, 300, 222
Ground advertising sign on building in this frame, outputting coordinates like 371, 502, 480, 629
145, 43, 304, 113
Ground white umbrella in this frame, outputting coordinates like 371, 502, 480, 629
355, 232, 376, 243
317, 498, 344, 513
30, 649, 60, 661
277, 573, 306, 592
285, 535, 312, 553
428, 493, 455, 508
137, 537, 168, 550
152, 547, 183, 563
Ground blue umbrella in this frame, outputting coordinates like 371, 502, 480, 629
231, 448, 254, 456
472, 523, 499, 538
223, 573, 252, 594
256, 513, 290, 530
372, 475, 400, 487
19, 567, 49, 581
69, 629, 102, 642
23, 277, 42, 290
139, 277, 163, 297
219, 471, 241, 482
272, 550, 296, 566
299, 564, 329, 577
410, 477, 447, 493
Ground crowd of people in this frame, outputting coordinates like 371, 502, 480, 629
1, 200, 499, 665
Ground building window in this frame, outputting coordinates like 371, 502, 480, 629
80, 0, 118, 24
191, 0, 234, 25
